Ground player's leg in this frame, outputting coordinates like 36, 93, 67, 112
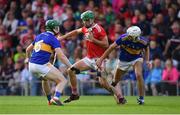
29, 62, 66, 106
99, 67, 127, 104
41, 80, 52, 105
111, 68, 126, 87
98, 77, 117, 103
45, 65, 67, 106
98, 77, 113, 93
98, 77, 125, 104
134, 60, 145, 105
64, 59, 91, 103
111, 68, 127, 104
114, 82, 126, 104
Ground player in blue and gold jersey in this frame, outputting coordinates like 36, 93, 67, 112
25, 20, 72, 106
96, 26, 150, 105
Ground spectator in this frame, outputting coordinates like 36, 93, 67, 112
8, 62, 22, 95
137, 13, 151, 36
34, 12, 45, 34
145, 58, 162, 96
0, 38, 12, 66
0, 25, 10, 52
131, 9, 140, 25
100, 0, 109, 14
154, 13, 172, 45
13, 45, 26, 63
161, 58, 179, 95
16, 9, 29, 35
105, 5, 115, 26
0, 0, 7, 18
74, 2, 86, 20
86, 0, 95, 11
108, 21, 124, 42
149, 40, 163, 60
20, 61, 33, 96
165, 7, 178, 26
146, 3, 154, 22
2, 11, 18, 36
20, 27, 35, 49
163, 21, 180, 59
1, 57, 14, 94
32, 0, 48, 14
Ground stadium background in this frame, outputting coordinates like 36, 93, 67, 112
0, 0, 179, 97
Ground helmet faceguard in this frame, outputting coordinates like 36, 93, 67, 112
81, 10, 94, 28
127, 26, 141, 40
45, 20, 60, 35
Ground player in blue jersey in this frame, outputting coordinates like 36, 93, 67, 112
25, 20, 72, 106
96, 26, 150, 105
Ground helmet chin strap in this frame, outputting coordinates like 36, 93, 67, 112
89, 19, 95, 28
89, 19, 94, 25
53, 28, 59, 35
132, 36, 140, 42
84, 19, 94, 28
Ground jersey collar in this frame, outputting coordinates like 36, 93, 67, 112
46, 31, 54, 35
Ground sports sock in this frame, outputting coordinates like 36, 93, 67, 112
139, 96, 144, 100
72, 87, 78, 95
117, 94, 123, 99
54, 91, 61, 100
47, 94, 51, 101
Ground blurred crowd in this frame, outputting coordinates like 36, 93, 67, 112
0, 0, 179, 96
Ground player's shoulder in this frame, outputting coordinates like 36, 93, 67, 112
41, 32, 57, 42
93, 23, 105, 32
118, 33, 128, 40
139, 36, 149, 45
81, 26, 88, 33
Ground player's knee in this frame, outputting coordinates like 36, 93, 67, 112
54, 78, 61, 84
68, 66, 80, 74
135, 72, 143, 80
62, 77, 67, 85
56, 76, 67, 84
99, 79, 104, 86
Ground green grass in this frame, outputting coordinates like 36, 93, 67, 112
0, 96, 180, 114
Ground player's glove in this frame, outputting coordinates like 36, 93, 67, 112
70, 67, 80, 74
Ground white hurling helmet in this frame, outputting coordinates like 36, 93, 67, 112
126, 26, 141, 37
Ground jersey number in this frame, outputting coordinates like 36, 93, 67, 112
34, 40, 43, 52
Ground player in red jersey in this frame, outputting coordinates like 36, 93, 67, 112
58, 10, 126, 104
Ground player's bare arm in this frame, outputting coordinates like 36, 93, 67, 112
144, 46, 151, 68
25, 43, 34, 62
89, 32, 109, 48
96, 42, 118, 68
49, 53, 57, 65
55, 48, 72, 68
57, 28, 82, 40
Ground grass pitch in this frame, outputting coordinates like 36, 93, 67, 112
0, 96, 180, 114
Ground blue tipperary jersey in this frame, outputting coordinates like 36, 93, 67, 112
115, 34, 148, 62
30, 32, 61, 64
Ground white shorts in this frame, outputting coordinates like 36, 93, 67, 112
117, 58, 143, 71
29, 62, 53, 78
82, 57, 99, 70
